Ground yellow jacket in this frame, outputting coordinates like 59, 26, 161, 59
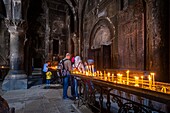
46, 71, 52, 79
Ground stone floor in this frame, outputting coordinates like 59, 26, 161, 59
0, 76, 93, 113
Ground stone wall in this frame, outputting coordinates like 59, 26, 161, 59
0, 21, 9, 65
146, 0, 169, 81
118, 0, 144, 69
83, 0, 169, 81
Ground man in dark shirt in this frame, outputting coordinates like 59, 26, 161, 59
62, 53, 72, 99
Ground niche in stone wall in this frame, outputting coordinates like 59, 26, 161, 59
89, 18, 115, 69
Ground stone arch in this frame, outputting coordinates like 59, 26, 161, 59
89, 17, 115, 50
88, 17, 115, 69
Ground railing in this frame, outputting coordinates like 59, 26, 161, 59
71, 72, 170, 113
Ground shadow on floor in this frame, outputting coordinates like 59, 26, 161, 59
28, 76, 42, 89
43, 85, 63, 89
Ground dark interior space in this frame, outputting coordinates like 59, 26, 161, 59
53, 39, 59, 55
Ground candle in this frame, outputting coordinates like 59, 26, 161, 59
100, 72, 103, 79
148, 75, 152, 89
126, 70, 130, 85
97, 71, 99, 77
117, 73, 122, 84
161, 86, 167, 93
86, 65, 89, 72
141, 76, 144, 88
112, 74, 114, 82
76, 71, 78, 74
86, 71, 88, 76
104, 71, 106, 80
151, 73, 155, 87
107, 72, 110, 81
94, 72, 96, 77
134, 76, 139, 87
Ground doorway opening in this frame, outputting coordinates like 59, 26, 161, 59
53, 39, 59, 55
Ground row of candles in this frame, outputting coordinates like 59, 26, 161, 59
72, 69, 165, 93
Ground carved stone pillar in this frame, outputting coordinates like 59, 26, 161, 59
146, 0, 169, 82
72, 34, 79, 56
2, 19, 27, 90
45, 7, 50, 61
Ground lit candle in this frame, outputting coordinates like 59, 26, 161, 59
161, 86, 167, 93
148, 75, 152, 89
151, 73, 155, 87
86, 71, 88, 76
107, 72, 110, 81
117, 73, 122, 84
126, 70, 129, 85
141, 76, 144, 88
104, 71, 106, 79
97, 71, 99, 77
100, 72, 103, 79
112, 74, 114, 82
94, 72, 96, 77
134, 76, 139, 87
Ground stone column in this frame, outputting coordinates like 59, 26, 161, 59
45, 8, 50, 61
146, 0, 169, 82
72, 33, 79, 56
2, 19, 27, 90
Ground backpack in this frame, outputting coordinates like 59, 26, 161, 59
58, 59, 67, 70
58, 59, 68, 77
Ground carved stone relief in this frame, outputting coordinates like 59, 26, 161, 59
51, 17, 64, 37
91, 25, 111, 49
118, 0, 144, 69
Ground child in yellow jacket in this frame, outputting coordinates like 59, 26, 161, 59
46, 70, 52, 87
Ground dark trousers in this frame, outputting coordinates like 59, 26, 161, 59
74, 78, 78, 98
42, 72, 46, 84
71, 76, 75, 96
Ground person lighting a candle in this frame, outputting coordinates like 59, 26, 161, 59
72, 56, 85, 100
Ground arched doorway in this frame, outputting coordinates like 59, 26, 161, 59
89, 18, 115, 70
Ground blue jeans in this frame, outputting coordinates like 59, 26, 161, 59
74, 78, 78, 98
71, 77, 78, 98
46, 79, 50, 87
63, 74, 70, 99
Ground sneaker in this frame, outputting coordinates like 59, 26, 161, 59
75, 97, 78, 100
63, 97, 69, 99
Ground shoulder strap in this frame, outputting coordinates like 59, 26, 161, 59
76, 62, 81, 69
62, 59, 69, 70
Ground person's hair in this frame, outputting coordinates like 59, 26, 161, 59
66, 53, 71, 57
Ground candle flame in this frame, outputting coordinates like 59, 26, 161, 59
150, 73, 155, 76
148, 75, 151, 80
126, 70, 129, 73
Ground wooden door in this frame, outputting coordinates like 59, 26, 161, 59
102, 45, 111, 69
